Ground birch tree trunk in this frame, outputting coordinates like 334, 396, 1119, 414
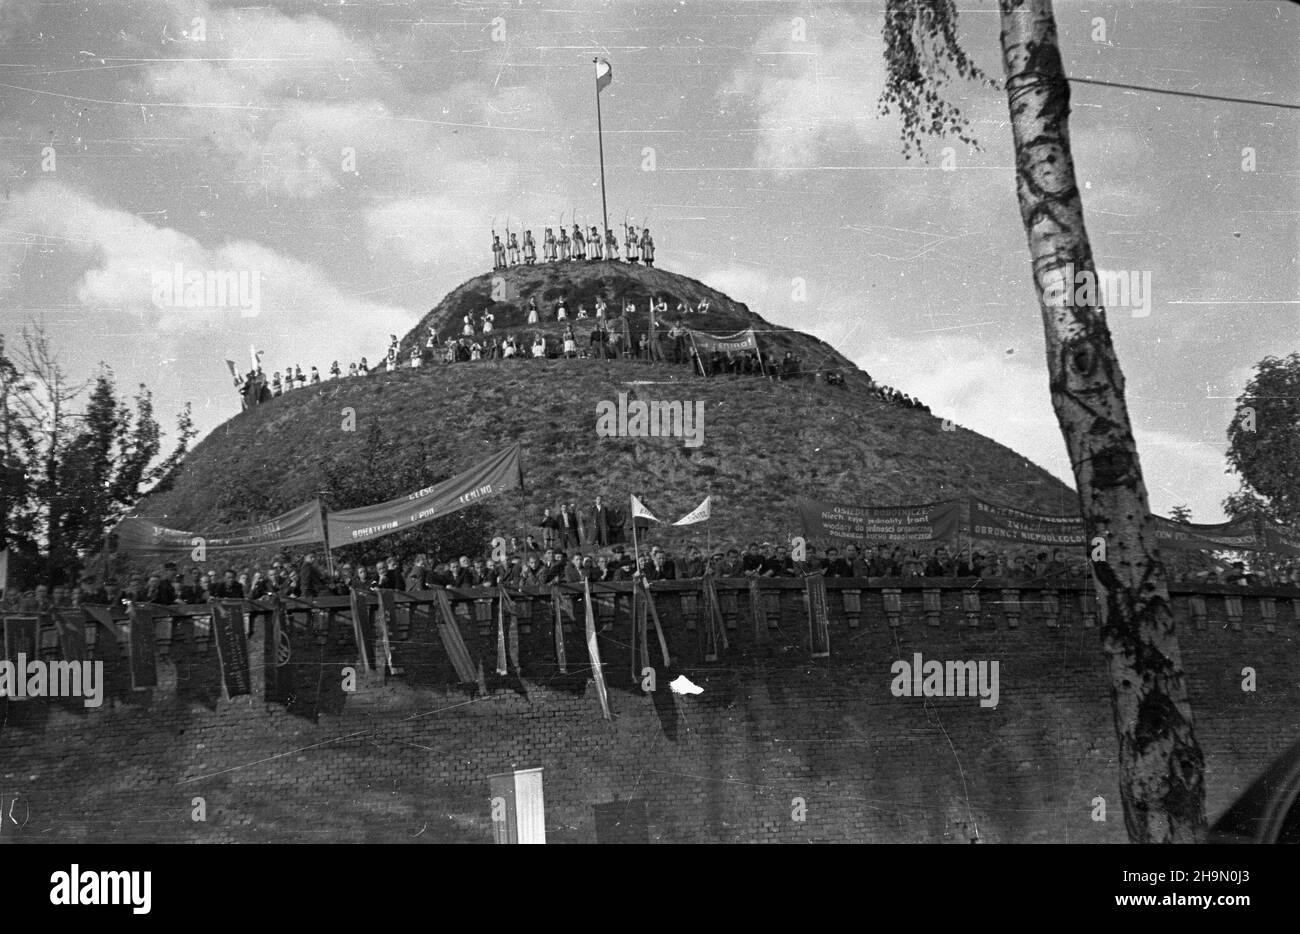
997, 0, 1207, 842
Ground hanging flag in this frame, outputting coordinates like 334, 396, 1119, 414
225, 359, 239, 381
631, 494, 660, 528
264, 599, 295, 707
348, 589, 374, 673
595, 58, 613, 93
431, 588, 482, 687
550, 584, 569, 675
374, 589, 398, 676
209, 601, 249, 698
582, 578, 611, 720
53, 608, 87, 663
673, 496, 712, 526
805, 573, 831, 659
126, 603, 159, 691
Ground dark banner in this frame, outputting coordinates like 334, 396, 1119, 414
687, 327, 759, 354
52, 609, 87, 663
114, 499, 326, 554
126, 604, 158, 690
327, 445, 524, 546
969, 499, 1086, 548
3, 614, 38, 666
797, 499, 962, 543
1153, 515, 1267, 552
806, 573, 830, 658
1265, 525, 1300, 557
210, 601, 251, 698
264, 601, 294, 706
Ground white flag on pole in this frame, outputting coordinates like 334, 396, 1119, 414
673, 496, 711, 526
630, 494, 659, 524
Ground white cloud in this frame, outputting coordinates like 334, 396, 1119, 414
855, 333, 1235, 520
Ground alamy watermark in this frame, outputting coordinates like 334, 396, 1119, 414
889, 652, 999, 708
1041, 263, 1152, 318
0, 655, 105, 708
595, 391, 704, 448
50, 864, 151, 914
151, 262, 261, 317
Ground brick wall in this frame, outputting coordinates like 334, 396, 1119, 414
2, 580, 1297, 843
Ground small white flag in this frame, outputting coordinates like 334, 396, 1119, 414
670, 675, 703, 696
595, 58, 613, 93
630, 494, 659, 523
673, 496, 711, 526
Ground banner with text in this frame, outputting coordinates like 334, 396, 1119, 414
327, 445, 524, 546
687, 327, 759, 354
797, 499, 962, 543
114, 499, 326, 554
1152, 515, 1267, 552
969, 499, 1087, 548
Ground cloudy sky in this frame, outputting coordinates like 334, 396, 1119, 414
0, 0, 1295, 521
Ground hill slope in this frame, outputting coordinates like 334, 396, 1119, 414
134, 264, 1076, 562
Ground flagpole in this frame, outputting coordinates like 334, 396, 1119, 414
631, 495, 641, 571
594, 58, 610, 244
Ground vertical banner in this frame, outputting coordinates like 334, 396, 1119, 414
126, 604, 159, 690
582, 578, 611, 720
264, 600, 294, 706
495, 595, 508, 677
210, 601, 250, 698
805, 573, 831, 658
550, 585, 569, 675
3, 615, 39, 666
375, 589, 398, 676
431, 588, 482, 686
630, 585, 645, 683
53, 609, 87, 663
641, 579, 671, 667
749, 580, 767, 642
348, 589, 374, 673
2, 615, 38, 702
701, 576, 729, 661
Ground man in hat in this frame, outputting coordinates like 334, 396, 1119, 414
625, 224, 638, 262
589, 225, 603, 260
542, 227, 557, 262
571, 223, 586, 260
605, 227, 619, 260
492, 232, 506, 269
640, 227, 655, 266
523, 229, 537, 265
557, 225, 571, 261
508, 231, 521, 265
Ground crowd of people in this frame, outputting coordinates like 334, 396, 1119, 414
491, 222, 656, 268
9, 531, 1294, 617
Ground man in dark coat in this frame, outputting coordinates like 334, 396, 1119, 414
590, 495, 611, 547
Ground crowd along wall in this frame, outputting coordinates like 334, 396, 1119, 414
1, 579, 1297, 844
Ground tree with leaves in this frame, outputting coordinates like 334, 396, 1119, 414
880, 0, 1206, 842
1224, 353, 1300, 529
4, 325, 195, 589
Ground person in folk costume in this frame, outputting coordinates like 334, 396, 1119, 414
272, 371, 283, 396
359, 356, 369, 374
425, 325, 438, 349
531, 332, 546, 358
487, 337, 501, 360
462, 312, 475, 336
523, 229, 537, 265
409, 345, 421, 368
526, 295, 539, 324
589, 225, 603, 260
492, 233, 506, 269
348, 361, 358, 377
556, 297, 568, 321
543, 227, 556, 262
330, 360, 341, 379
557, 226, 571, 261
482, 310, 494, 334
594, 297, 606, 320
295, 364, 307, 387
310, 365, 320, 383
571, 224, 586, 260
385, 346, 397, 372
507, 231, 520, 265
576, 302, 588, 320
605, 227, 619, 260
640, 228, 655, 266
470, 340, 482, 361
443, 338, 456, 364
502, 335, 516, 358
562, 324, 577, 358
625, 224, 638, 263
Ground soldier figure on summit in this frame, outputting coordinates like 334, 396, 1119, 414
571, 224, 586, 260
542, 228, 557, 262
605, 227, 619, 260
558, 226, 571, 261
589, 225, 603, 260
492, 233, 506, 269
640, 228, 655, 267
625, 224, 639, 263
507, 232, 521, 266
523, 230, 537, 265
